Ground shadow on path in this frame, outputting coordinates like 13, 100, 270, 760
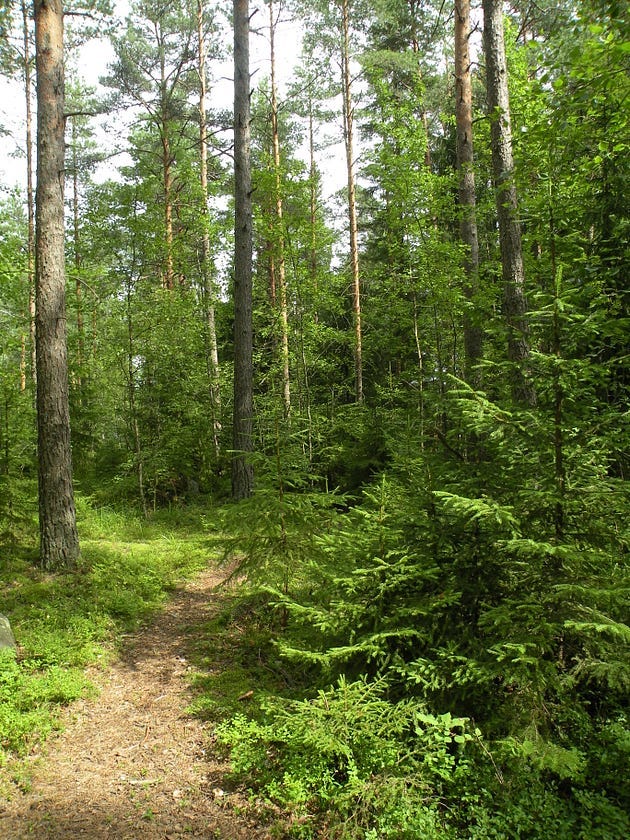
0, 567, 266, 840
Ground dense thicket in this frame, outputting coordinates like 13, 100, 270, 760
1, 0, 628, 836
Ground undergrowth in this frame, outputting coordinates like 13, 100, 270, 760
185, 589, 282, 722
0, 494, 214, 775
204, 416, 629, 840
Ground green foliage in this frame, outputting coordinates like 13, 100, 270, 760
0, 196, 37, 547
216, 677, 463, 839
217, 669, 629, 838
216, 379, 628, 835
0, 1, 627, 837
217, 432, 346, 599
0, 497, 213, 765
0, 649, 89, 762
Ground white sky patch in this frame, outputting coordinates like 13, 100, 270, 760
0, 1, 347, 210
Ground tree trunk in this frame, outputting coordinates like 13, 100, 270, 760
269, 0, 291, 419
162, 131, 174, 289
455, 0, 483, 387
22, 0, 36, 390
232, 0, 254, 499
34, 0, 80, 570
483, 0, 536, 406
308, 94, 319, 323
409, 0, 432, 169
126, 272, 148, 518
71, 116, 84, 394
340, 0, 363, 403
159, 34, 174, 290
197, 0, 221, 456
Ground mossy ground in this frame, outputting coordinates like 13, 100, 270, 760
0, 497, 215, 774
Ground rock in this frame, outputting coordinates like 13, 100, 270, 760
0, 613, 17, 650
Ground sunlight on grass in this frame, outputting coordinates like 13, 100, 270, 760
0, 495, 219, 770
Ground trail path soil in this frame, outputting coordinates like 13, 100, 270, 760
0, 567, 266, 839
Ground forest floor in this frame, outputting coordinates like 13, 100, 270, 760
0, 566, 268, 839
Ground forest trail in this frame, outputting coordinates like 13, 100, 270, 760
0, 566, 265, 839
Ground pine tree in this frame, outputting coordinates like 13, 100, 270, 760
232, 0, 255, 499
455, 0, 482, 386
34, 0, 80, 570
483, 0, 536, 406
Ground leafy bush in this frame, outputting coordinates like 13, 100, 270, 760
0, 649, 88, 762
217, 385, 628, 838
217, 676, 471, 838
217, 674, 629, 838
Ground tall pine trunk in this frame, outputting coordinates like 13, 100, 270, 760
159, 37, 174, 290
34, 0, 80, 570
483, 0, 536, 406
269, 0, 291, 419
340, 0, 363, 403
455, 0, 483, 386
232, 0, 254, 499
197, 0, 221, 456
22, 0, 36, 390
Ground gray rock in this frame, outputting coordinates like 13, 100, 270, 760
0, 613, 17, 649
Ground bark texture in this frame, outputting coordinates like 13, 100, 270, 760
269, 0, 291, 419
160, 37, 175, 291
22, 0, 37, 389
455, 0, 483, 386
340, 0, 363, 404
34, 0, 80, 569
232, 0, 254, 499
197, 0, 222, 455
483, 0, 536, 406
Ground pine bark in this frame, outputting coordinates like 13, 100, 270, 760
340, 0, 363, 403
34, 0, 80, 570
455, 0, 483, 386
483, 0, 536, 405
160, 36, 175, 290
22, 0, 37, 389
269, 0, 291, 419
232, 0, 254, 499
197, 0, 222, 455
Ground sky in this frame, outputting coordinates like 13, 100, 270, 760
0, 2, 346, 200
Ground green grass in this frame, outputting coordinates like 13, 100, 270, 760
0, 495, 217, 770
185, 592, 281, 722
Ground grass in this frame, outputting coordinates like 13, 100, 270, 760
0, 494, 217, 773
185, 591, 282, 722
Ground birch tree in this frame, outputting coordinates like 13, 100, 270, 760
22, 0, 36, 390
268, 0, 291, 419
196, 0, 222, 454
340, 0, 363, 403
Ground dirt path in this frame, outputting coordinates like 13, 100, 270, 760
0, 567, 265, 839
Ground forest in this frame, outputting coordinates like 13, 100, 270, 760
0, 0, 628, 837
